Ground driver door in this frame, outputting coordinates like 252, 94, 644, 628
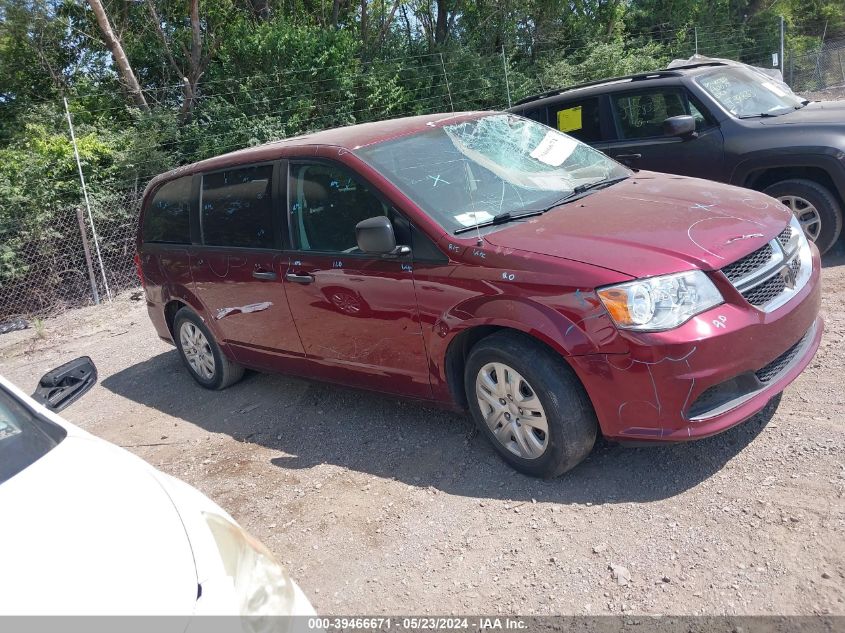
283, 160, 432, 399
603, 87, 726, 181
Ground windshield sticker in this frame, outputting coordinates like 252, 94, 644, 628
557, 107, 583, 133
0, 418, 21, 442
760, 81, 788, 97
455, 210, 494, 227
529, 132, 578, 167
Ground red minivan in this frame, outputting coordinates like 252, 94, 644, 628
137, 112, 822, 477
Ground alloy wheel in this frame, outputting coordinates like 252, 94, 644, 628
179, 322, 216, 380
475, 362, 549, 459
777, 195, 822, 242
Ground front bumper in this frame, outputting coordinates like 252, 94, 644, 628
569, 249, 823, 442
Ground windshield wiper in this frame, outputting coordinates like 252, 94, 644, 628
453, 176, 629, 235
737, 111, 784, 119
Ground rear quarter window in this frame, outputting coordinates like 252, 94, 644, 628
142, 176, 192, 244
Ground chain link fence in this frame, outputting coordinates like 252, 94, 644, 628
789, 39, 845, 93
0, 191, 142, 322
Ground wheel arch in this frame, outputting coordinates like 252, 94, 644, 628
442, 322, 599, 411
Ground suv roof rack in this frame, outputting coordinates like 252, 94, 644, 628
512, 61, 727, 107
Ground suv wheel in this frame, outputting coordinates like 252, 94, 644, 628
464, 331, 597, 478
174, 307, 244, 390
763, 179, 843, 254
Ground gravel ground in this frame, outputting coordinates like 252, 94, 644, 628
2, 247, 844, 617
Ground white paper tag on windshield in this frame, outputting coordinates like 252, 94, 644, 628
761, 80, 788, 97
529, 132, 577, 166
455, 210, 494, 227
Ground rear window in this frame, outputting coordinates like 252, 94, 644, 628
142, 176, 192, 244
201, 165, 275, 249
0, 388, 66, 485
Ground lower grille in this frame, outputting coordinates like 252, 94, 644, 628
755, 332, 808, 384
688, 322, 816, 420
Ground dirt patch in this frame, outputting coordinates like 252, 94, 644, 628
2, 253, 844, 616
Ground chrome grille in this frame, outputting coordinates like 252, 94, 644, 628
720, 226, 809, 313
722, 244, 774, 284
742, 273, 787, 306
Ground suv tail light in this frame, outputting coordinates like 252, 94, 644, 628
133, 252, 146, 289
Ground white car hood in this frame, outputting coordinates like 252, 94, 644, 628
0, 433, 198, 615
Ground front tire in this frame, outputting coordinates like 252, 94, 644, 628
763, 179, 842, 254
464, 331, 597, 478
174, 307, 244, 390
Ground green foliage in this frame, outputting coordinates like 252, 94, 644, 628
0, 0, 842, 287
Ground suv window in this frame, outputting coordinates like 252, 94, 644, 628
289, 163, 389, 252
611, 89, 690, 140
553, 98, 602, 143
143, 176, 192, 244
201, 165, 275, 249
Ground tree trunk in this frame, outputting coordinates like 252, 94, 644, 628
360, 0, 368, 45
434, 0, 448, 45
331, 0, 341, 28
87, 0, 148, 110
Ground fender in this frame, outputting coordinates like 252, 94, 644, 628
426, 293, 625, 403
730, 147, 845, 200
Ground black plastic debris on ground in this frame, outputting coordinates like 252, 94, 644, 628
0, 319, 29, 335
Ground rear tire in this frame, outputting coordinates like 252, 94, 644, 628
763, 179, 842, 254
174, 307, 244, 390
464, 331, 597, 478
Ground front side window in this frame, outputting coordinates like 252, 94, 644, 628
143, 176, 192, 244
695, 66, 803, 117
0, 388, 66, 485
611, 89, 690, 139
289, 163, 390, 252
201, 165, 275, 249
355, 114, 629, 233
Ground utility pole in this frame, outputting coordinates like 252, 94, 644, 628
64, 97, 112, 302
695, 26, 699, 55
779, 16, 785, 75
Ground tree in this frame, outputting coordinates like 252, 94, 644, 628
86, 0, 148, 111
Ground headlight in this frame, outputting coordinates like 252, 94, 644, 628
598, 270, 723, 331
204, 512, 295, 616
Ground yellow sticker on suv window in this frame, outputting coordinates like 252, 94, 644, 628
557, 106, 582, 133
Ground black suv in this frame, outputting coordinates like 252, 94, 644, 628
509, 62, 845, 253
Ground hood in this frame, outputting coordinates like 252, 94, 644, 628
0, 434, 198, 615
760, 100, 845, 126
483, 172, 792, 278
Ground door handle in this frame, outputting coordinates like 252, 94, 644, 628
252, 270, 278, 281
614, 153, 642, 161
285, 272, 315, 284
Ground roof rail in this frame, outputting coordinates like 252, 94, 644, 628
511, 61, 727, 107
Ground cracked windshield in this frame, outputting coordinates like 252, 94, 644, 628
356, 114, 629, 232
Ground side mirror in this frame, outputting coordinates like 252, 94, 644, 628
355, 216, 410, 256
663, 115, 697, 139
32, 356, 97, 413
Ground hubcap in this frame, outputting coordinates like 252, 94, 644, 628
777, 195, 822, 242
179, 322, 216, 380
475, 362, 549, 460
